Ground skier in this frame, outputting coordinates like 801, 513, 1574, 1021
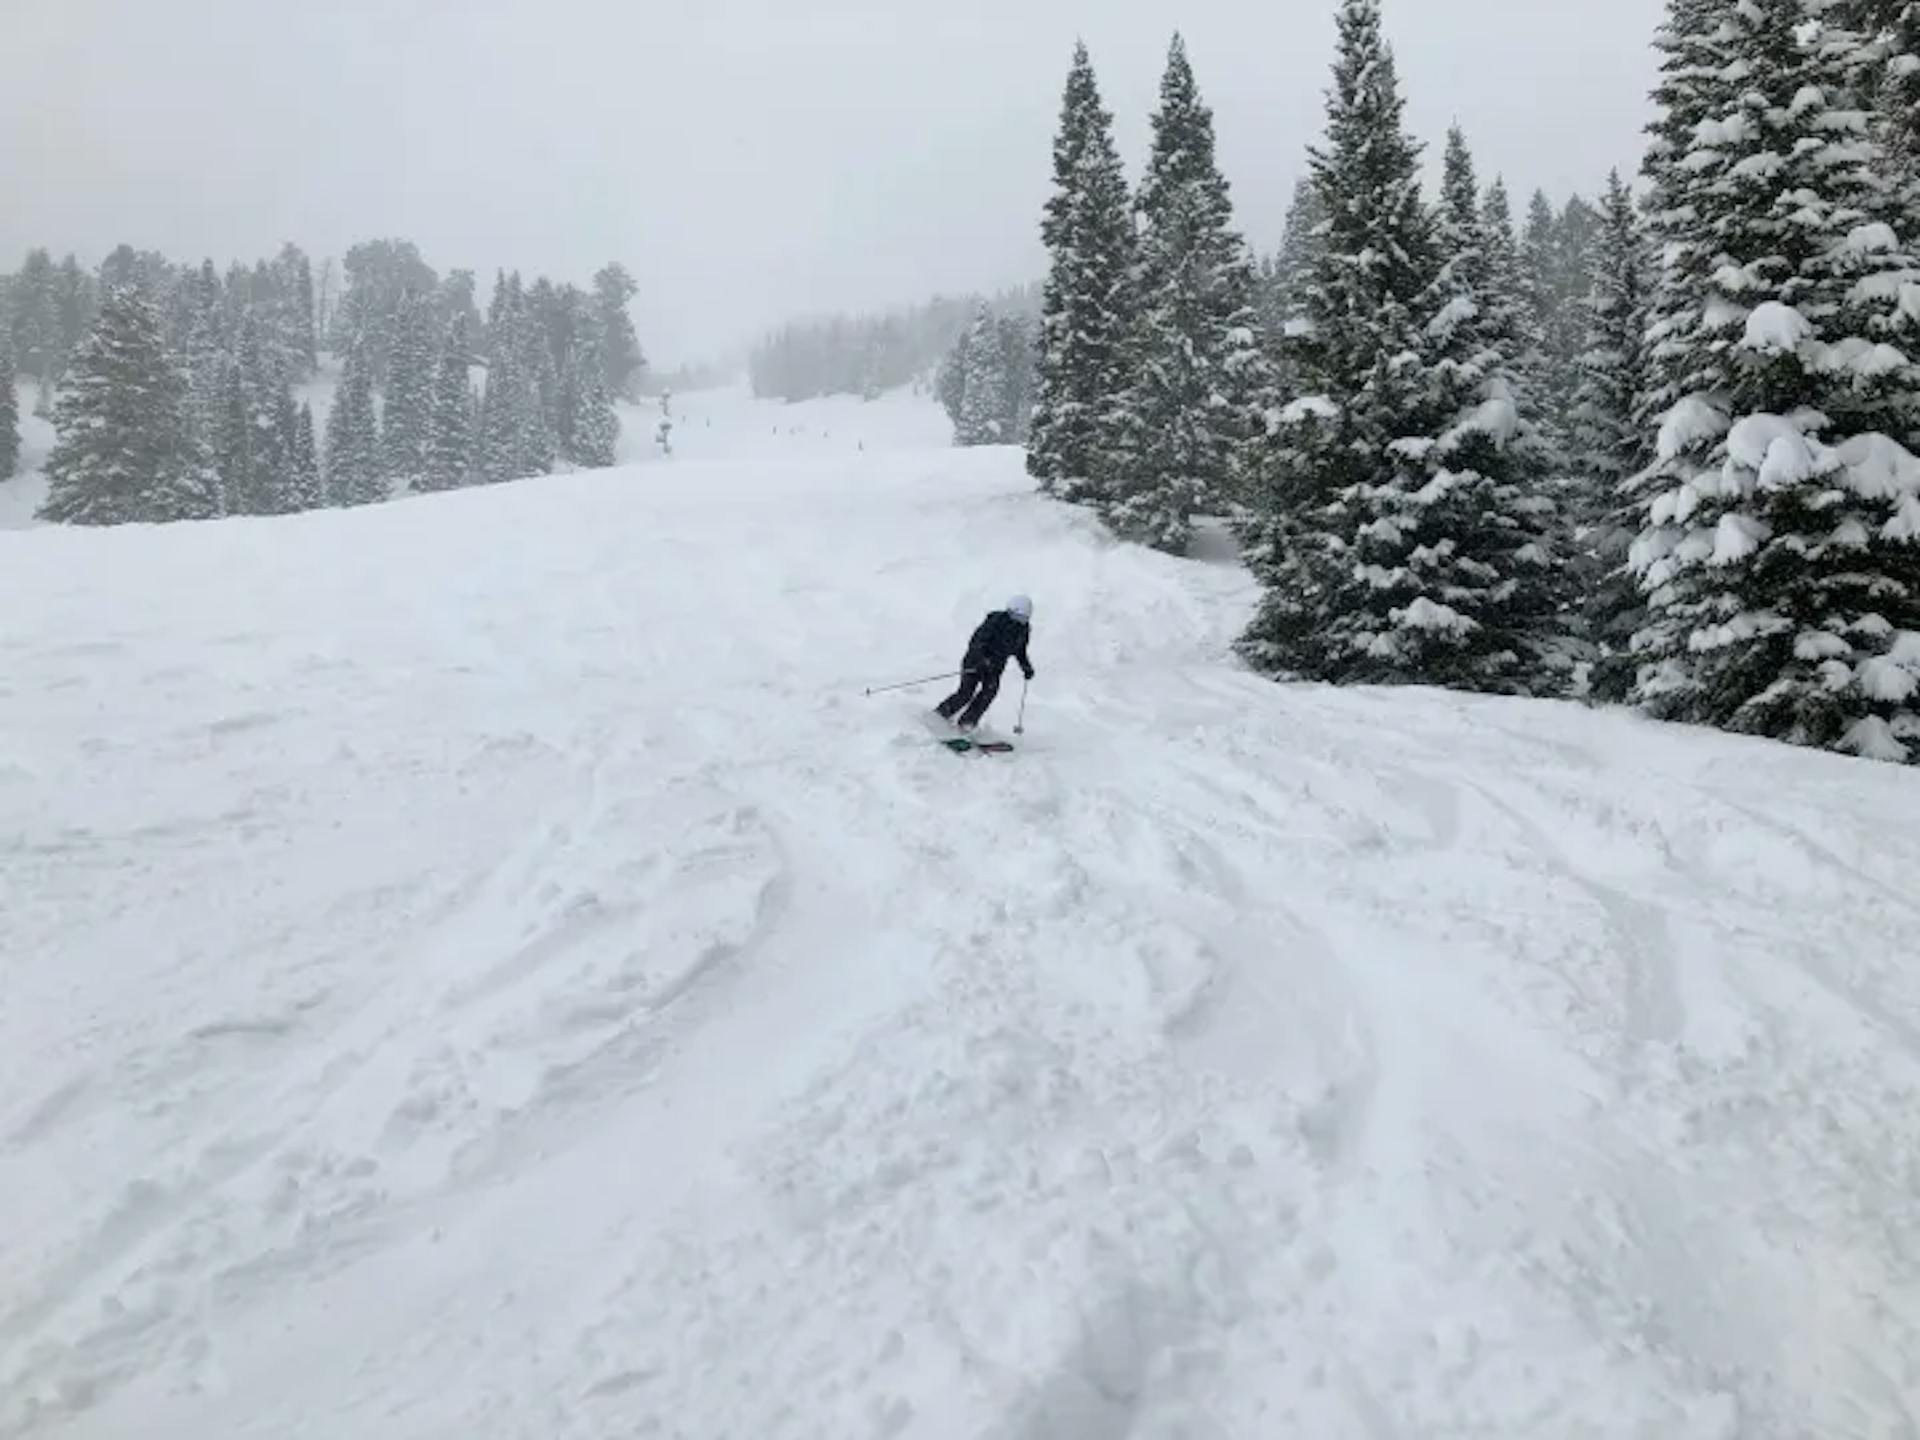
936, 595, 1035, 731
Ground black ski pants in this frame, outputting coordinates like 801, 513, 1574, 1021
937, 665, 1001, 726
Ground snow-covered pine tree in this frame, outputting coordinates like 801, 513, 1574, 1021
324, 334, 384, 506
956, 304, 1009, 446
1026, 41, 1136, 501
1479, 178, 1551, 424
591, 262, 647, 400
218, 314, 298, 515
1835, 1, 1920, 185
420, 320, 476, 492
525, 277, 566, 444
1518, 190, 1582, 439
437, 270, 482, 363
332, 239, 437, 386
38, 287, 218, 525
1105, 34, 1270, 552
1640, 0, 1743, 423
1354, 124, 1562, 691
565, 344, 619, 469
1627, 0, 1920, 761
1238, 0, 1440, 678
274, 243, 318, 379
502, 279, 557, 476
936, 322, 971, 434
380, 291, 436, 489
1273, 177, 1328, 324
52, 256, 98, 384
517, 347, 559, 476
996, 313, 1037, 442
9, 249, 59, 389
1262, 176, 1329, 385
181, 260, 227, 445
0, 325, 18, 478
213, 357, 255, 515
286, 400, 322, 511
475, 352, 525, 485
1554, 197, 1603, 314
1571, 170, 1656, 689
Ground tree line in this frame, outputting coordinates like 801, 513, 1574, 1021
1026, 0, 1920, 765
936, 300, 1039, 446
2, 239, 648, 525
748, 287, 1038, 404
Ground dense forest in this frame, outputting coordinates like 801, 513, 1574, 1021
1, 240, 647, 522
1025, 0, 1920, 764
747, 287, 1038, 404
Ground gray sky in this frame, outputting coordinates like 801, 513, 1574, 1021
1, 0, 1668, 365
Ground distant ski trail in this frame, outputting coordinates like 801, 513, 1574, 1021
4, 388, 1920, 1439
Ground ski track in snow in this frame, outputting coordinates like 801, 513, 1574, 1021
4, 388, 1920, 1438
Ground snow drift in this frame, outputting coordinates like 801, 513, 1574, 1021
4, 391, 1920, 1439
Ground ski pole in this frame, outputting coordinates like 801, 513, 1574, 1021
863, 671, 960, 697
1014, 676, 1029, 734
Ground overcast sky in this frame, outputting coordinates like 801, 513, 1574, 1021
1, 0, 1669, 365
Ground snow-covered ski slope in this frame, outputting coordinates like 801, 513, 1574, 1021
6, 389, 1920, 1440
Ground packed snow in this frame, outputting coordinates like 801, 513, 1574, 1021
7, 390, 1920, 1439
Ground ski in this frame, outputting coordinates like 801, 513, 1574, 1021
940, 737, 1015, 755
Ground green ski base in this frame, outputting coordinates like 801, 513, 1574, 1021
941, 737, 1015, 755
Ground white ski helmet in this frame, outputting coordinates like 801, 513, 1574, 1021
1007, 594, 1033, 622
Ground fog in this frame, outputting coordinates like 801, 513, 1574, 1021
0, 0, 1669, 363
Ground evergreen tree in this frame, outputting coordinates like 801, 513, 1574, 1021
380, 291, 436, 488
213, 357, 255, 515
564, 344, 619, 469
438, 270, 482, 359
39, 287, 218, 525
516, 338, 559, 477
97, 246, 171, 307
956, 304, 1009, 446
333, 239, 438, 385
591, 262, 647, 400
475, 351, 525, 485
1240, 0, 1436, 677
324, 334, 384, 506
1479, 178, 1549, 420
1026, 41, 1136, 501
1262, 176, 1328, 380
181, 260, 228, 442
1628, 0, 1920, 761
421, 322, 475, 492
1241, 2, 1554, 691
936, 322, 971, 433
0, 325, 19, 479
1640, 0, 1742, 423
1518, 189, 1592, 438
1104, 34, 1270, 552
10, 249, 58, 387
274, 243, 318, 377
525, 276, 567, 440
286, 401, 322, 510
217, 314, 299, 515
52, 256, 98, 381
1835, 1, 1920, 187
1377, 125, 1562, 689
1572, 171, 1656, 688
996, 313, 1037, 442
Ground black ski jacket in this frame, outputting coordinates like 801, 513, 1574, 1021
964, 610, 1033, 679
